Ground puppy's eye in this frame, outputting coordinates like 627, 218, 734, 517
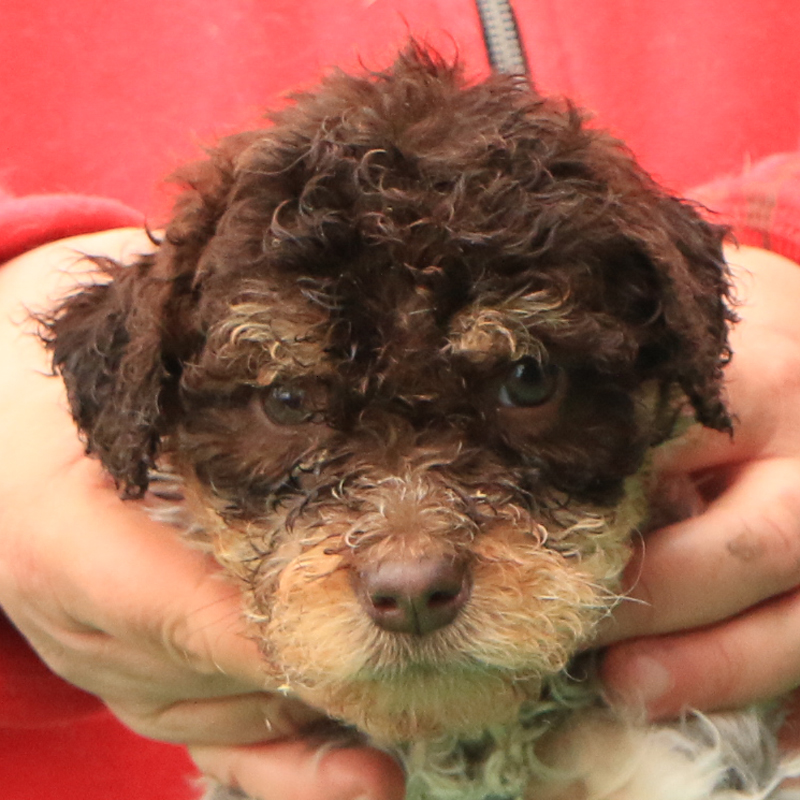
262, 384, 313, 425
498, 357, 562, 408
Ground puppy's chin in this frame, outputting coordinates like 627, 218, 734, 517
297, 668, 542, 742
243, 521, 636, 742
195, 473, 645, 742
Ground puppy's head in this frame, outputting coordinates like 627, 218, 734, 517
43, 46, 733, 741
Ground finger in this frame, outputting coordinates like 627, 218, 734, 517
655, 324, 800, 477
596, 457, 800, 645
652, 423, 738, 478
106, 692, 326, 745
58, 468, 267, 689
191, 740, 406, 800
6, 605, 258, 703
601, 588, 800, 718
653, 359, 772, 479
3, 458, 267, 697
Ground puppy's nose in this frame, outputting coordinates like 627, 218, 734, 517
354, 557, 470, 636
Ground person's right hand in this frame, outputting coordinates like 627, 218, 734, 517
0, 229, 405, 800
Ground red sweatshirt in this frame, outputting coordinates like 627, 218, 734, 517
1, 1, 799, 797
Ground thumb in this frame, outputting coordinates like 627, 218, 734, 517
191, 740, 406, 800
598, 457, 800, 717
601, 588, 800, 719
596, 457, 800, 645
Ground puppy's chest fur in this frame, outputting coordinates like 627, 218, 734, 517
43, 45, 800, 799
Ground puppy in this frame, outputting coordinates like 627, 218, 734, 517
41, 44, 799, 800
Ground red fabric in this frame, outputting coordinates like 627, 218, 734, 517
0, 612, 103, 727
520, 0, 800, 192
1, 0, 799, 215
0, 716, 196, 800
692, 153, 800, 265
1, 1, 799, 798
0, 191, 144, 265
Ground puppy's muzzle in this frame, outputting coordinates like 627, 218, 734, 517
351, 556, 472, 636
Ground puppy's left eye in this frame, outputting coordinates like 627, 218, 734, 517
498, 357, 563, 408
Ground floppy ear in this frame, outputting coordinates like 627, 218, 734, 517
647, 195, 735, 434
41, 132, 260, 497
42, 253, 194, 497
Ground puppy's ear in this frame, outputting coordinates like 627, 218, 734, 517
648, 197, 735, 434
42, 254, 194, 497
42, 132, 260, 497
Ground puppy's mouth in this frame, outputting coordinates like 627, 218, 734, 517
194, 462, 644, 741
240, 511, 635, 742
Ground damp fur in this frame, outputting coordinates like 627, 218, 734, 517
40, 44, 800, 800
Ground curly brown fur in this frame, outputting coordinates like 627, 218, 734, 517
41, 44, 752, 798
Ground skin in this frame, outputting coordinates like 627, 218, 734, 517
1, 230, 799, 798
598, 244, 800, 728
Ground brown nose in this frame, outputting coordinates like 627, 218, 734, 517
354, 557, 471, 636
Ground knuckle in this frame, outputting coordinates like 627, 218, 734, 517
710, 460, 800, 605
156, 579, 245, 680
158, 602, 225, 677
31, 627, 114, 691
106, 698, 181, 741
693, 634, 742, 708
739, 467, 800, 591
106, 693, 218, 743
108, 694, 280, 746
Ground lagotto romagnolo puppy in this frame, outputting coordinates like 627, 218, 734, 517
40, 45, 800, 800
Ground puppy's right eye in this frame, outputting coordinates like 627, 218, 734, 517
494, 357, 566, 438
261, 384, 313, 425
497, 357, 563, 408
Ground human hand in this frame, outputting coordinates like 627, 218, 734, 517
598, 244, 800, 726
0, 229, 404, 800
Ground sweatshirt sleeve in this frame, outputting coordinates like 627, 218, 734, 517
691, 152, 800, 265
0, 612, 106, 727
0, 190, 144, 266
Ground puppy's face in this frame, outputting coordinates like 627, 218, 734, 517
44, 47, 732, 742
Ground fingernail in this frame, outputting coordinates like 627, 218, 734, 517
609, 655, 673, 713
